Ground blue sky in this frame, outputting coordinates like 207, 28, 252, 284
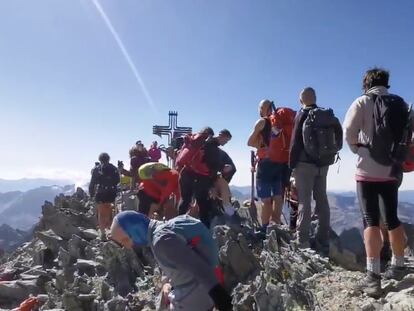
1, 0, 413, 190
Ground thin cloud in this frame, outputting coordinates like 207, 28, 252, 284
90, 0, 157, 113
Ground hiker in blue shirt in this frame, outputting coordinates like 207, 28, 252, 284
110, 211, 232, 311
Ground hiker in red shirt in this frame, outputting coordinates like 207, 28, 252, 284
137, 162, 180, 219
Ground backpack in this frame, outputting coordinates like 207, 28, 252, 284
368, 94, 412, 166
96, 163, 119, 191
175, 133, 209, 170
139, 162, 170, 180
260, 107, 296, 163
302, 107, 343, 166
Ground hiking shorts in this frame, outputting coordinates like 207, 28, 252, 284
95, 189, 117, 204
256, 159, 288, 199
357, 181, 400, 230
137, 189, 158, 215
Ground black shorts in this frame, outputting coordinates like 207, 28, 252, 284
137, 189, 158, 215
95, 190, 117, 204
357, 181, 400, 230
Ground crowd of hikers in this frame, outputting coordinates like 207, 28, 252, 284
88, 68, 414, 309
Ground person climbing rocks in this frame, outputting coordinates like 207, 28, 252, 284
110, 211, 232, 311
176, 127, 224, 228
136, 162, 180, 220
248, 99, 295, 231
289, 87, 342, 255
213, 130, 238, 218
344, 68, 411, 297
89, 152, 120, 241
148, 141, 162, 162
119, 145, 151, 189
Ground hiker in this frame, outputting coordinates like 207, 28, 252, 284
212, 130, 237, 217
176, 127, 225, 228
344, 68, 411, 296
248, 99, 295, 230
148, 141, 162, 162
110, 211, 233, 311
119, 145, 151, 189
136, 162, 180, 220
289, 87, 342, 253
286, 175, 299, 231
213, 148, 237, 211
89, 153, 120, 240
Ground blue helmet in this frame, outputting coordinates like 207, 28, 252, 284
115, 211, 150, 246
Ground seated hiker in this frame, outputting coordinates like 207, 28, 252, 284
119, 145, 151, 189
110, 211, 233, 311
148, 141, 162, 162
89, 153, 120, 240
137, 162, 180, 220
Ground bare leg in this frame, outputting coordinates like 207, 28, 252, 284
271, 195, 283, 224
388, 225, 407, 257
215, 177, 232, 205
364, 226, 383, 258
261, 198, 272, 226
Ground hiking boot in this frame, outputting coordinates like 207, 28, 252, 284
354, 271, 382, 298
99, 229, 107, 241
383, 265, 408, 281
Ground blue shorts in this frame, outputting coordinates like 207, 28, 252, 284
256, 159, 289, 199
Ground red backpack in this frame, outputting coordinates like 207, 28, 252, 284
175, 133, 209, 170
259, 107, 296, 163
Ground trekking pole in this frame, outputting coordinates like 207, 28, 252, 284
250, 151, 260, 228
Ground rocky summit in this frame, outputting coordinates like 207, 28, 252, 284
0, 190, 413, 310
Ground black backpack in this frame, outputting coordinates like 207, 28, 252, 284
367, 94, 412, 166
302, 108, 343, 166
96, 163, 119, 191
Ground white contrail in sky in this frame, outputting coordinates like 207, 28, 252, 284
90, 0, 157, 113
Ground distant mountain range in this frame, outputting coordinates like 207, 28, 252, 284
230, 186, 414, 234
0, 223, 32, 252
0, 184, 75, 230
0, 178, 73, 193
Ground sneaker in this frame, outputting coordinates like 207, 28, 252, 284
383, 265, 408, 281
354, 271, 382, 298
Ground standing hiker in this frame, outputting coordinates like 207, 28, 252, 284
344, 68, 411, 297
177, 127, 228, 228
110, 211, 232, 311
289, 87, 342, 254
148, 141, 162, 162
89, 153, 120, 240
248, 99, 295, 231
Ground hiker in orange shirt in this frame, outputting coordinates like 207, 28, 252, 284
137, 162, 180, 219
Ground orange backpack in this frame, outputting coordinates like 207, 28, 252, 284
260, 107, 296, 163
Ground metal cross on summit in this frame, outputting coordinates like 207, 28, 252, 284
152, 111, 192, 145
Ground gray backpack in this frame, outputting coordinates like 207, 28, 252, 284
302, 108, 343, 166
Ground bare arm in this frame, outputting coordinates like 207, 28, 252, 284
247, 119, 266, 148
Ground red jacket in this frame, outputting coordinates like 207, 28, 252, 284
140, 170, 180, 203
